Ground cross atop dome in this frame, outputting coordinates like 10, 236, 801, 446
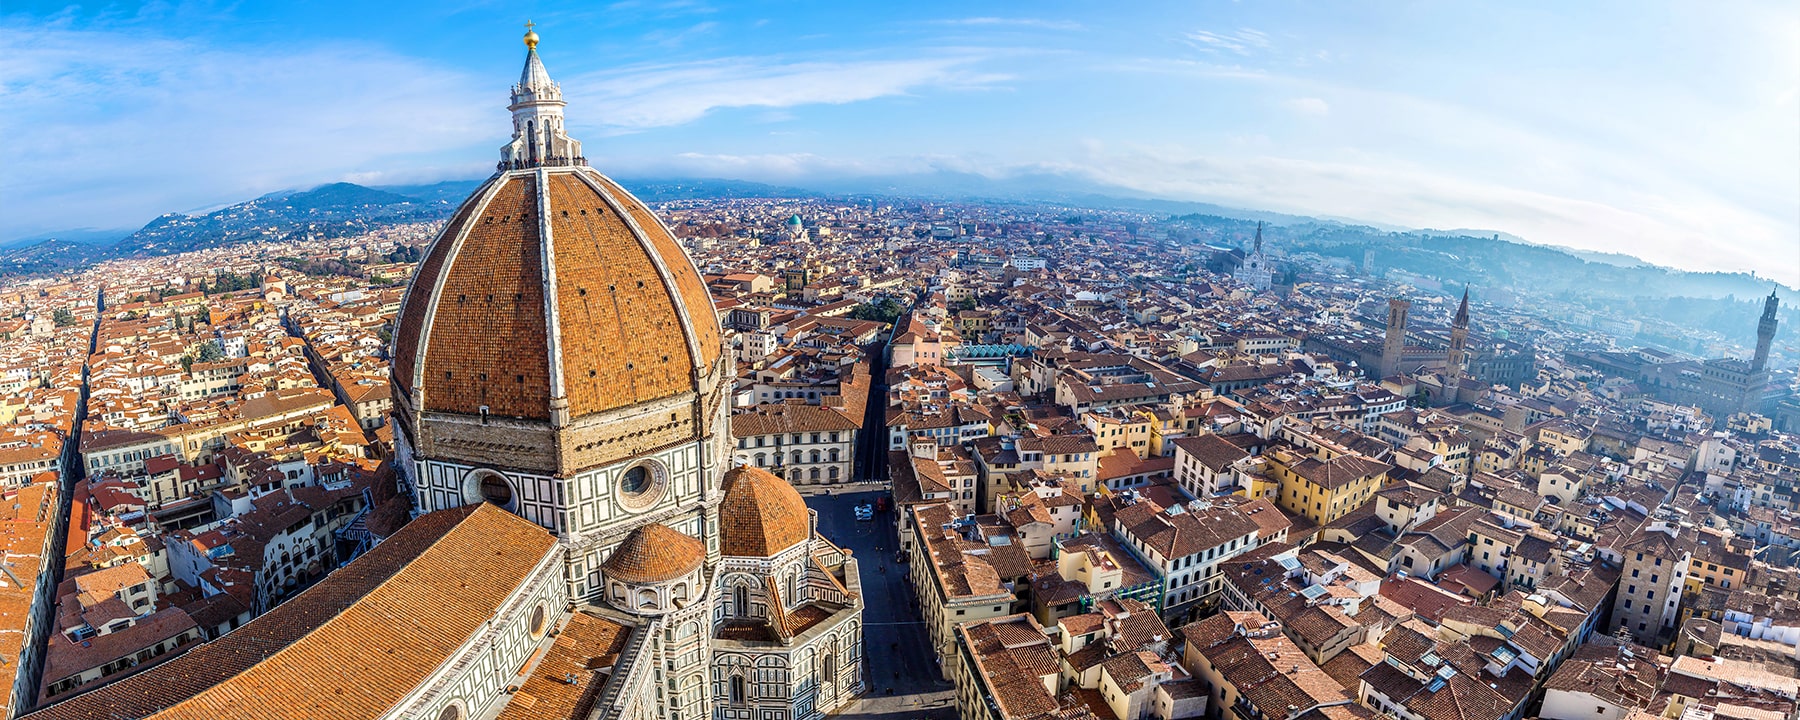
501, 25, 584, 171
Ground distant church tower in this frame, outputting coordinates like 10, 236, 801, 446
1379, 298, 1411, 379
1235, 222, 1274, 292
1442, 289, 1471, 403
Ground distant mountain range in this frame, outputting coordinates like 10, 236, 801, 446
6, 175, 1789, 315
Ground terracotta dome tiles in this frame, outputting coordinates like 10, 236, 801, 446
393, 167, 725, 423
548, 172, 694, 415
601, 522, 704, 583
718, 465, 811, 557
420, 174, 552, 420
393, 176, 495, 398
588, 174, 723, 367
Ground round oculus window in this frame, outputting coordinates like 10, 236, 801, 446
616, 462, 666, 511
621, 466, 651, 495
437, 704, 464, 720
478, 473, 514, 508
530, 603, 549, 637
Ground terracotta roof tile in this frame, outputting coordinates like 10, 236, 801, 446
395, 167, 725, 423
719, 465, 811, 557
600, 522, 704, 583
24, 504, 557, 720
496, 612, 633, 720
549, 172, 697, 415
418, 174, 552, 419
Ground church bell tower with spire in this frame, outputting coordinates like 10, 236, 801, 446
1443, 288, 1471, 404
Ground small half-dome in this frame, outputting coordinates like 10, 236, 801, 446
601, 523, 704, 583
719, 465, 811, 557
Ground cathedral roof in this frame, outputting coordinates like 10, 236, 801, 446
390, 41, 723, 425
719, 465, 811, 557
601, 522, 705, 583
22, 504, 556, 720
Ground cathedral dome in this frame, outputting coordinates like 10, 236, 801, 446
601, 522, 704, 583
718, 465, 811, 557
390, 38, 724, 430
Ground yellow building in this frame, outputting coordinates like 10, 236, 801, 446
1083, 410, 1154, 459
1268, 448, 1390, 526
1535, 421, 1591, 456
1684, 530, 1750, 597
1143, 408, 1185, 457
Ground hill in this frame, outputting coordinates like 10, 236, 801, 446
111, 181, 452, 258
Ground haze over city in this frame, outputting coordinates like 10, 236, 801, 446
3, 0, 1797, 284
6, 4, 1800, 720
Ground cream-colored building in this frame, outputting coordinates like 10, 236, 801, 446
910, 503, 1017, 679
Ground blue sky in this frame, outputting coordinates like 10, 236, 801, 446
3, 1, 1797, 284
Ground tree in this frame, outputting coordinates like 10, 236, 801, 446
189, 340, 224, 365
52, 308, 76, 327
849, 297, 905, 324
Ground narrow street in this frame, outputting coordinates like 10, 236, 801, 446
853, 338, 890, 483
814, 323, 955, 718
807, 490, 955, 720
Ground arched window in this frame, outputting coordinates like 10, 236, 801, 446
828, 466, 840, 480
809, 468, 820, 481
754, 453, 766, 467
828, 448, 839, 462
791, 450, 803, 464
809, 449, 821, 464
734, 585, 749, 617
822, 654, 836, 683
729, 675, 746, 704
636, 588, 657, 609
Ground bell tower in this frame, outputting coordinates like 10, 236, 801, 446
1444, 288, 1470, 403
1753, 289, 1779, 374
1379, 298, 1410, 379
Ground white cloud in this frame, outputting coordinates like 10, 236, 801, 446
935, 17, 1084, 31
1284, 97, 1330, 116
1049, 145, 1797, 286
662, 152, 893, 178
1184, 28, 1272, 56
0, 27, 493, 238
567, 54, 1006, 130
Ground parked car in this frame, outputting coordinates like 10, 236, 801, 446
853, 503, 874, 521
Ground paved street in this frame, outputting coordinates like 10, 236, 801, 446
807, 490, 956, 720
